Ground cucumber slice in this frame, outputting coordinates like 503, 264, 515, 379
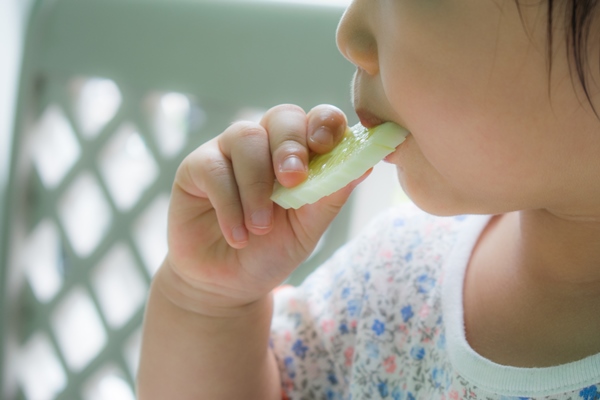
270, 122, 409, 209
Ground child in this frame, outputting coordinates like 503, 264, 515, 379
137, 0, 600, 399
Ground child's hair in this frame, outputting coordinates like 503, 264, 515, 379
537, 0, 599, 111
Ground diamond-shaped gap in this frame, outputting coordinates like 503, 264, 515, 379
82, 365, 136, 400
132, 193, 169, 276
91, 243, 148, 329
123, 329, 142, 378
98, 122, 158, 211
71, 77, 122, 140
58, 171, 112, 258
21, 219, 64, 302
31, 104, 81, 189
51, 286, 107, 372
16, 333, 67, 400
145, 92, 205, 159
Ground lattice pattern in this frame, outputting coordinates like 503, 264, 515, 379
10, 74, 212, 399
7, 67, 372, 399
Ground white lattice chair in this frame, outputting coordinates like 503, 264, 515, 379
0, 0, 367, 398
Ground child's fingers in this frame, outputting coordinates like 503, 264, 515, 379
219, 122, 275, 235
175, 143, 249, 249
306, 104, 348, 154
260, 104, 309, 188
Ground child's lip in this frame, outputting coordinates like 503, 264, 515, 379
355, 108, 386, 128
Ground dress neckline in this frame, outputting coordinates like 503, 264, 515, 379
442, 214, 600, 397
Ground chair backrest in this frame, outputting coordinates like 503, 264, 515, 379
1, 0, 357, 398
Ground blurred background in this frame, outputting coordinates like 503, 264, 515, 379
0, 0, 406, 398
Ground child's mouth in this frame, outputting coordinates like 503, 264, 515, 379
355, 109, 386, 129
384, 133, 411, 163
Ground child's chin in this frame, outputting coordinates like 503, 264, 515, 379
404, 193, 476, 217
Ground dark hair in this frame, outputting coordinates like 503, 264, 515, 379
545, 0, 600, 112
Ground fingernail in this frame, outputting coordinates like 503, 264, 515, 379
232, 225, 248, 243
280, 155, 305, 173
310, 127, 333, 146
251, 208, 272, 229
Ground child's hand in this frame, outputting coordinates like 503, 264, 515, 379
161, 104, 365, 316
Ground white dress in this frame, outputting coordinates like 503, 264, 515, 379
271, 203, 600, 399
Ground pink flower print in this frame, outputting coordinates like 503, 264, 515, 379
321, 319, 335, 334
383, 356, 396, 373
289, 297, 298, 309
344, 347, 354, 367
380, 249, 393, 259
419, 304, 430, 319
449, 390, 459, 400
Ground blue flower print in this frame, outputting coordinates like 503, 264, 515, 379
499, 397, 531, 400
432, 367, 451, 389
407, 393, 416, 400
328, 372, 338, 385
454, 215, 467, 221
404, 252, 413, 262
401, 305, 414, 322
394, 218, 405, 227
292, 339, 308, 360
437, 333, 446, 350
372, 319, 385, 336
366, 340, 379, 359
416, 274, 436, 293
378, 381, 389, 397
284, 356, 296, 379
391, 387, 404, 400
499, 397, 530, 400
580, 385, 600, 400
339, 322, 349, 334
410, 346, 425, 360
326, 389, 335, 400
347, 299, 362, 317
341, 287, 351, 299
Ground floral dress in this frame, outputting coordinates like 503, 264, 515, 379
270, 203, 600, 400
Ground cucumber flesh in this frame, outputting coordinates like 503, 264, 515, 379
270, 122, 409, 209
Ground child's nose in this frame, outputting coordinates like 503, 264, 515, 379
336, 0, 379, 76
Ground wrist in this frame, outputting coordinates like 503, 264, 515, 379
152, 258, 273, 319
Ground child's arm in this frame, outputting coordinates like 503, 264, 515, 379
136, 104, 360, 399
137, 264, 279, 399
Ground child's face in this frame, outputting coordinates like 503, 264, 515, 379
337, 0, 600, 217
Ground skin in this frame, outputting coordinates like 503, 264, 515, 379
137, 104, 358, 399
337, 0, 600, 366
138, 1, 600, 398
